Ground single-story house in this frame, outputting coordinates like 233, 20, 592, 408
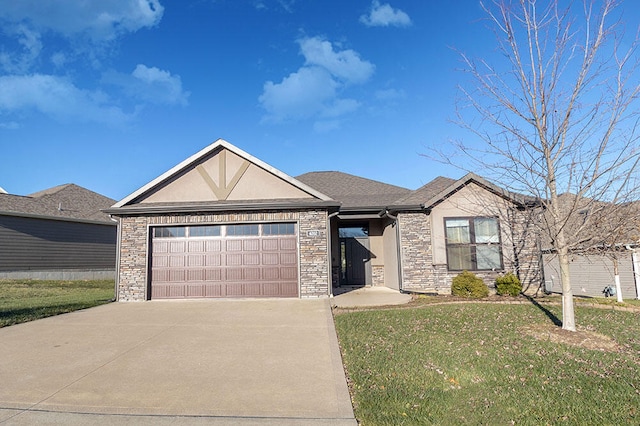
0, 184, 117, 280
106, 139, 543, 301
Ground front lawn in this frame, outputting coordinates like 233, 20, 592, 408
0, 279, 115, 327
334, 302, 640, 425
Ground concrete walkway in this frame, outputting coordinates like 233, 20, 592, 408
332, 286, 412, 308
0, 299, 356, 425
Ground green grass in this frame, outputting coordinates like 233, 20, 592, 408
0, 279, 115, 327
334, 302, 640, 425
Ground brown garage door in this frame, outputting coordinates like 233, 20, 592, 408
150, 223, 298, 299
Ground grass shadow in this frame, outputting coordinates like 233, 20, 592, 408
523, 294, 562, 326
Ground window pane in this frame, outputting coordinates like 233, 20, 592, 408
154, 227, 185, 238
226, 224, 259, 236
263, 223, 295, 235
447, 246, 473, 270
476, 245, 501, 270
189, 225, 220, 237
475, 218, 499, 243
445, 219, 470, 244
339, 226, 368, 238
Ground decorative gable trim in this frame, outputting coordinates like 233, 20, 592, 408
112, 139, 332, 208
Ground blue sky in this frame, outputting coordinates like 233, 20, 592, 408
0, 1, 541, 200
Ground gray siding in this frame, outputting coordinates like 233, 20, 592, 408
0, 215, 116, 271
543, 253, 639, 298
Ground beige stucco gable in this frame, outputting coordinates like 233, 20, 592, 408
140, 148, 313, 203
113, 139, 331, 207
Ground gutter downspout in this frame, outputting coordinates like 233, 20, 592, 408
327, 211, 340, 297
626, 245, 640, 300
383, 209, 403, 293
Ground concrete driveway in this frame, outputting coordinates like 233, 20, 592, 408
0, 299, 356, 425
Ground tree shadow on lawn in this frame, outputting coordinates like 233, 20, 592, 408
523, 294, 562, 326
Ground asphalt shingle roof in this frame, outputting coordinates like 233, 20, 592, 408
394, 176, 457, 206
0, 184, 116, 223
296, 171, 412, 209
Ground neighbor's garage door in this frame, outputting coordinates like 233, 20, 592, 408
150, 223, 298, 299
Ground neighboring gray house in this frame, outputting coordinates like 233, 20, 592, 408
106, 139, 543, 301
0, 184, 117, 280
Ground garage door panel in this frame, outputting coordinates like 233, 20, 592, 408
205, 269, 222, 281
169, 270, 186, 282
151, 223, 299, 299
169, 256, 185, 267
226, 254, 242, 266
280, 253, 297, 265
244, 268, 261, 280
170, 241, 186, 252
188, 240, 204, 252
280, 239, 296, 250
243, 239, 260, 251
262, 239, 279, 251
280, 267, 297, 280
188, 269, 204, 281
226, 240, 242, 251
188, 255, 204, 267
226, 268, 243, 280
206, 240, 222, 252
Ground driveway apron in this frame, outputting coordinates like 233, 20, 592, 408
0, 299, 356, 425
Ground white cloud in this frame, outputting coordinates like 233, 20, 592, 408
360, 1, 411, 27
0, 24, 42, 73
299, 37, 374, 84
0, 0, 164, 42
259, 67, 337, 121
102, 64, 189, 106
0, 74, 133, 125
259, 36, 374, 125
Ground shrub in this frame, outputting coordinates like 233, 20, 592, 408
495, 273, 522, 296
451, 271, 489, 298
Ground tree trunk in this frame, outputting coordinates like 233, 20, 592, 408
557, 244, 576, 332
613, 257, 623, 303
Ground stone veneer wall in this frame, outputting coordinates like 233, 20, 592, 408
397, 212, 434, 292
115, 209, 329, 301
397, 208, 543, 295
372, 265, 385, 286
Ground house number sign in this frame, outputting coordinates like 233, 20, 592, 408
307, 230, 321, 237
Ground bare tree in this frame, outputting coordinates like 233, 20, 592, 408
449, 0, 640, 331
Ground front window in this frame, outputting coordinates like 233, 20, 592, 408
445, 217, 502, 271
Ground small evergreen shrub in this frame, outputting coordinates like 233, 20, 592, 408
451, 271, 489, 298
495, 272, 522, 296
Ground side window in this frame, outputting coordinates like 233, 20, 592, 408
445, 217, 502, 271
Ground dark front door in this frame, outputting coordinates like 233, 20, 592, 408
339, 224, 371, 286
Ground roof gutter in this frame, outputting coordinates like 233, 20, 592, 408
104, 200, 341, 216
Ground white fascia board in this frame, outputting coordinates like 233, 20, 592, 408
112, 138, 332, 208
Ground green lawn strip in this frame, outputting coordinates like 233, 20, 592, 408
0, 279, 115, 327
334, 303, 640, 425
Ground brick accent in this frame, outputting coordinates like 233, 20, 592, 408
115, 209, 330, 301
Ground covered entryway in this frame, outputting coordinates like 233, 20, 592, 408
150, 223, 298, 299
338, 224, 372, 286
